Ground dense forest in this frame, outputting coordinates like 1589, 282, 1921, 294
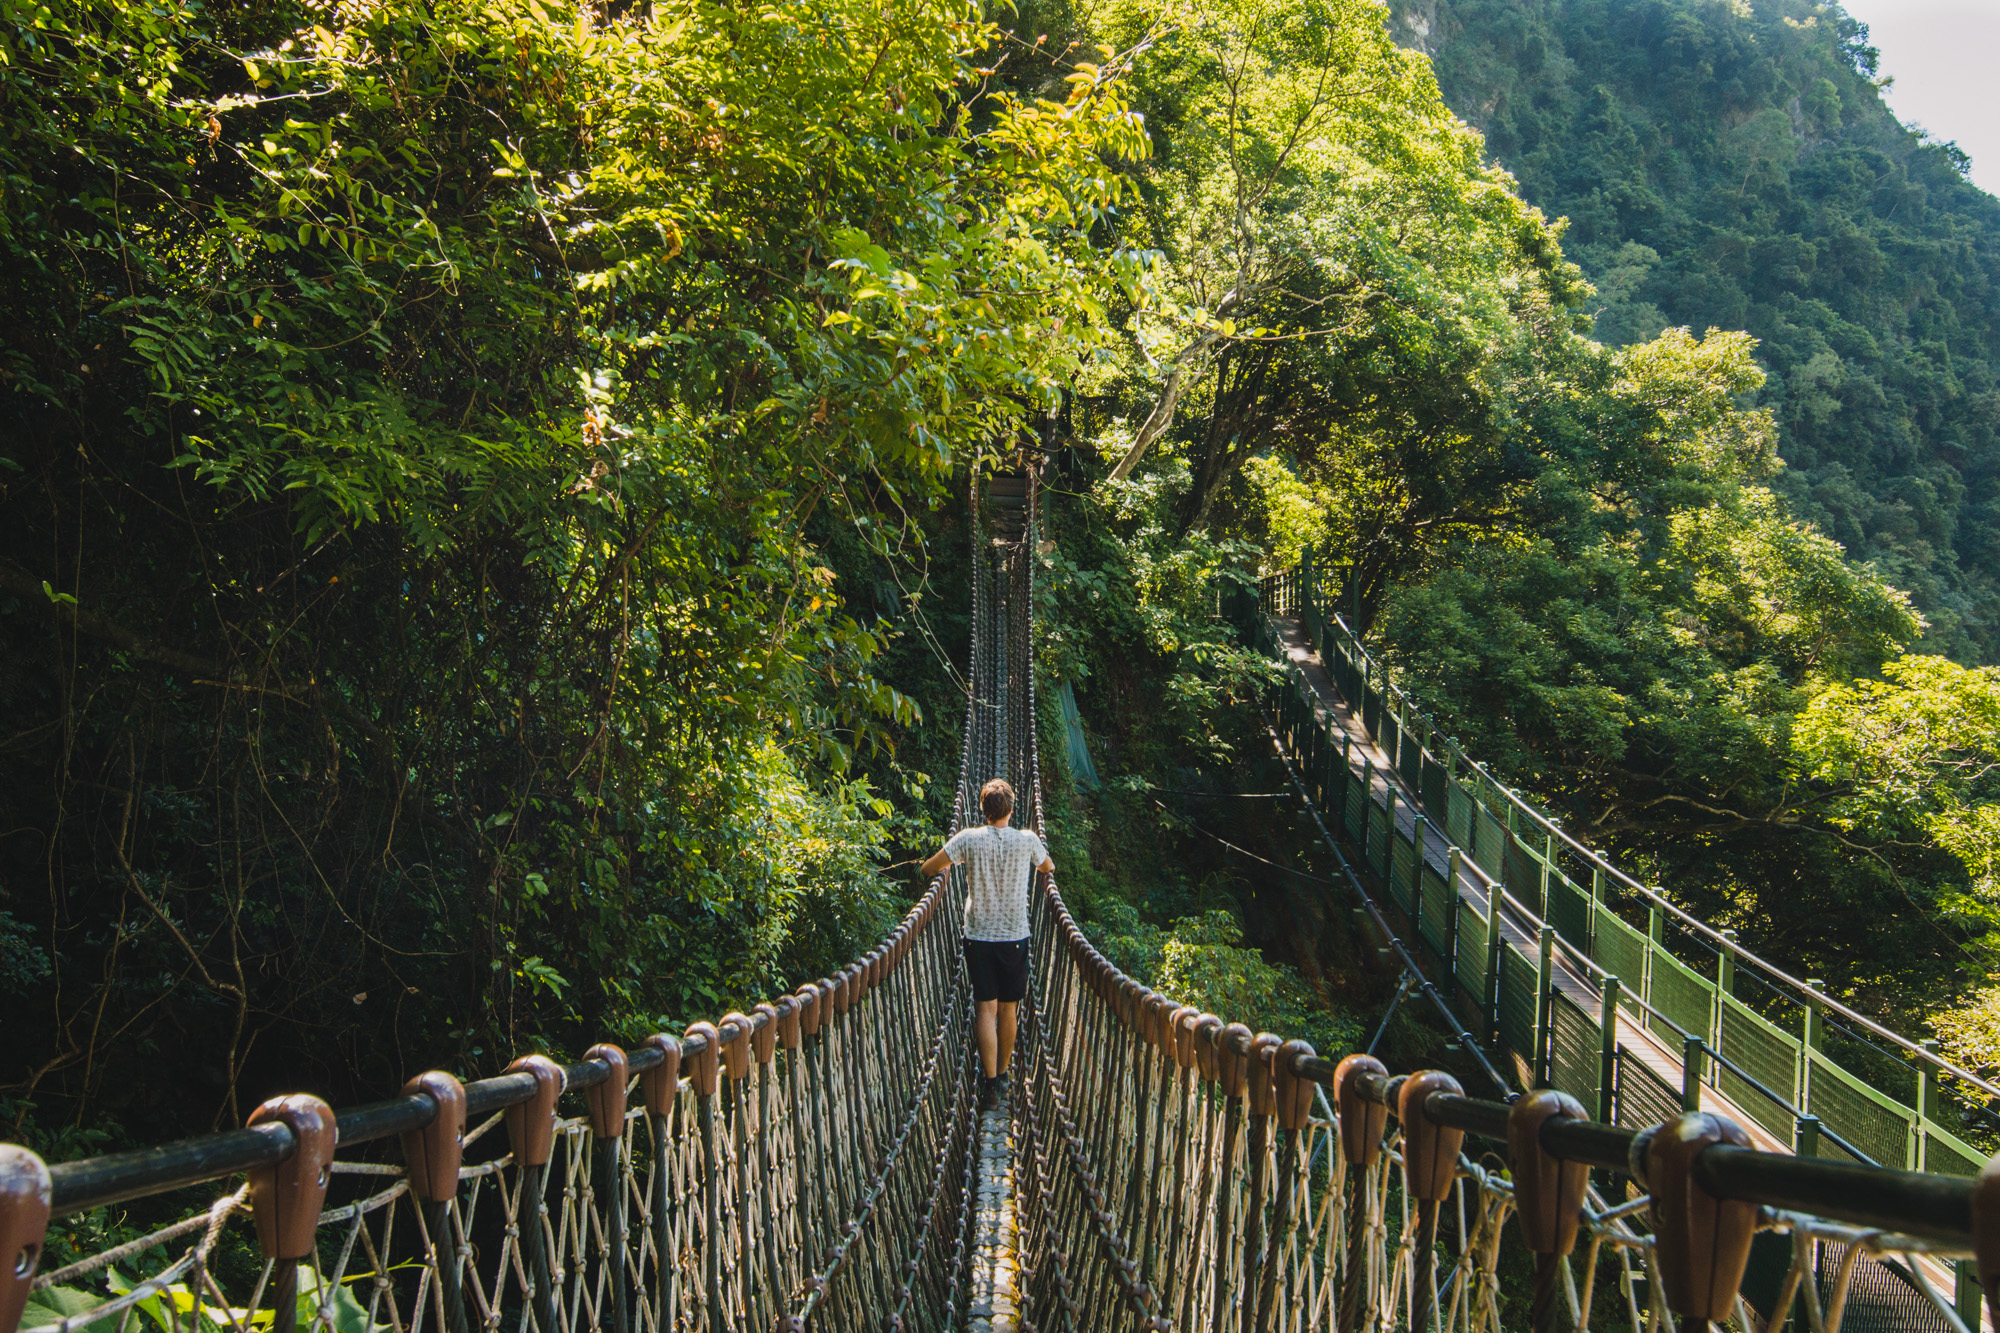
8, 0, 2000, 1168
1337, 0, 2000, 1061
1398, 0, 2000, 663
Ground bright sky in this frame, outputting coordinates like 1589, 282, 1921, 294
1835, 0, 2000, 197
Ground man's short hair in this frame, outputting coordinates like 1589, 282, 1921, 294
981, 779, 1014, 823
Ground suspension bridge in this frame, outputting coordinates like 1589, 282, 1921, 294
3, 472, 2000, 1333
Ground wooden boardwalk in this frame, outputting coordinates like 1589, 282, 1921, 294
1274, 615, 1986, 1325
1274, 616, 1781, 1151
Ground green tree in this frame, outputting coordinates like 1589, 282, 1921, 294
0, 0, 1145, 1133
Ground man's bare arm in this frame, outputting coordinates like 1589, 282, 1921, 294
919, 848, 954, 879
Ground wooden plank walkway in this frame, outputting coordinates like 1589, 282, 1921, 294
967, 1093, 1022, 1332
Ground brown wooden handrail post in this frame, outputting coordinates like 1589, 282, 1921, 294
1399, 1072, 1465, 1333
584, 1044, 631, 1333
246, 1095, 336, 1333
638, 1033, 682, 1331
1210, 1022, 1251, 1333
1598, 977, 1621, 1125
1647, 1112, 1757, 1332
504, 1055, 565, 1333
401, 1071, 468, 1333
1334, 1055, 1387, 1333
683, 1023, 723, 1331
1509, 1090, 1590, 1333
0, 1145, 51, 1333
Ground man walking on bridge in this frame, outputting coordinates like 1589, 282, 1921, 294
920, 778, 1053, 1111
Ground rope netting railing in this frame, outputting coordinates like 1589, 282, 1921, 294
0, 483, 1046, 1333
1006, 503, 2000, 1333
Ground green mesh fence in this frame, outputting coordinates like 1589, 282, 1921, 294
1363, 687, 1381, 738
1503, 833, 1542, 909
1498, 943, 1537, 1062
1389, 825, 1416, 914
1922, 1124, 1985, 1177
1617, 1047, 1683, 1131
1344, 769, 1365, 843
1472, 804, 1505, 883
1546, 873, 1591, 955
1715, 996, 1801, 1143
1647, 949, 1714, 1048
1446, 780, 1475, 851
1380, 710, 1400, 771
1808, 1054, 1915, 1170
1399, 735, 1423, 792
1456, 901, 1488, 1018
1592, 907, 1649, 1020
1420, 756, 1448, 826
1548, 991, 1600, 1108
1420, 864, 1453, 960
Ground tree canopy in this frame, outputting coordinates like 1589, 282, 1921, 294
0, 0, 1143, 1135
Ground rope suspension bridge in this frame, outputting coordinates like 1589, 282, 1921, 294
7, 474, 2000, 1333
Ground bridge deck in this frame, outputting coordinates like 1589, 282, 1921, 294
968, 1096, 1022, 1332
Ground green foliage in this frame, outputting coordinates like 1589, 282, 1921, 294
0, 0, 1144, 1133
24, 1264, 389, 1333
1090, 902, 1362, 1056
1406, 0, 2000, 660
1796, 655, 2000, 889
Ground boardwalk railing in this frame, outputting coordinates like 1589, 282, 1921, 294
1258, 552, 1999, 1180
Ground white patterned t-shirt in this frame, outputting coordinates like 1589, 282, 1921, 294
944, 824, 1049, 942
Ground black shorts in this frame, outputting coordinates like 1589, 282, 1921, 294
963, 938, 1030, 1003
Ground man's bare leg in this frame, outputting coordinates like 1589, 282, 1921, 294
996, 1001, 1018, 1074
976, 999, 1000, 1078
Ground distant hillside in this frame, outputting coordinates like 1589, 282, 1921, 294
1397, 0, 2000, 660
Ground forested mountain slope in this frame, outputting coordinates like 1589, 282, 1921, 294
1394, 0, 2000, 660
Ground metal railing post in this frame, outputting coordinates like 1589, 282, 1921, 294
1599, 977, 1620, 1124
1920, 1039, 1942, 1173
1408, 812, 1425, 936
1533, 926, 1556, 1087
1539, 830, 1553, 920
1715, 929, 1736, 1051
1335, 733, 1352, 826
1955, 1260, 1981, 1331
1802, 980, 1824, 1126
1446, 853, 1462, 983
1322, 719, 1340, 810
1646, 903, 1664, 1011
1485, 886, 1505, 1049
1921, 1038, 1942, 1122
1384, 787, 1399, 886
1360, 758, 1375, 871
1587, 865, 1602, 958
1682, 1034, 1704, 1113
